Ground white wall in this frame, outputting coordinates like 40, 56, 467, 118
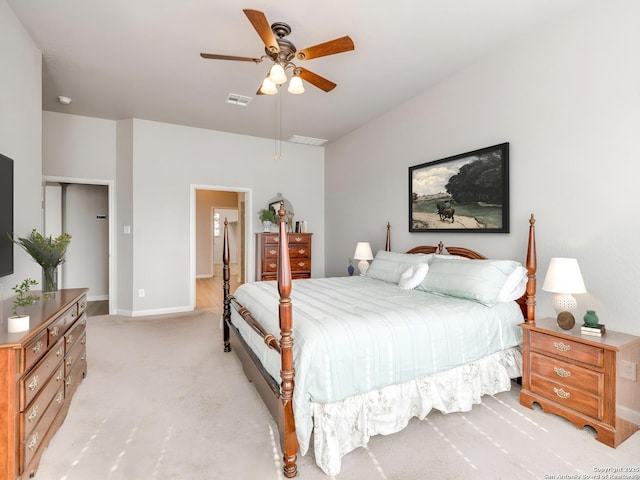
325, 0, 640, 335
0, 0, 42, 300
129, 119, 324, 315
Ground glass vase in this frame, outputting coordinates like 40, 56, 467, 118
42, 266, 58, 293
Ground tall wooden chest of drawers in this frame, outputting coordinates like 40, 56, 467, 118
0, 288, 88, 479
520, 317, 640, 447
256, 232, 312, 281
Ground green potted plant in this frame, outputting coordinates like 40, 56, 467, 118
7, 278, 39, 333
9, 230, 72, 293
258, 208, 277, 232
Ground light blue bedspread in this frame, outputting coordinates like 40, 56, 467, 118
230, 275, 523, 455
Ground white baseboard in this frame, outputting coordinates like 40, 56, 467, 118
196, 273, 212, 279
87, 294, 109, 301
618, 405, 640, 425
114, 305, 194, 317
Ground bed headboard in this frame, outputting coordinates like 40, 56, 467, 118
388, 214, 537, 322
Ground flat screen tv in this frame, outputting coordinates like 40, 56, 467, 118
0, 153, 14, 277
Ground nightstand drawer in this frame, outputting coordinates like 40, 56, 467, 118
530, 331, 603, 367
531, 374, 601, 419
530, 352, 602, 396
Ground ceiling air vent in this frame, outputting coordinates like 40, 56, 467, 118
225, 93, 252, 106
288, 135, 328, 146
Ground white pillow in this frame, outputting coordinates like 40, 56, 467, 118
398, 263, 429, 290
497, 265, 528, 302
366, 250, 433, 284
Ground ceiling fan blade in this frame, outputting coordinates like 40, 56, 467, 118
296, 67, 337, 92
243, 9, 279, 54
200, 53, 263, 63
296, 36, 354, 61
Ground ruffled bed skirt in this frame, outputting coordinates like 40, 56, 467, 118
308, 346, 522, 476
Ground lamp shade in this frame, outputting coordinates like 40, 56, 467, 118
353, 242, 373, 261
260, 77, 277, 95
268, 63, 287, 85
288, 75, 305, 94
542, 258, 587, 294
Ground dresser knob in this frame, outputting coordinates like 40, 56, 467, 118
28, 375, 39, 391
27, 432, 39, 451
553, 387, 571, 399
554, 366, 571, 378
553, 341, 571, 352
28, 405, 39, 423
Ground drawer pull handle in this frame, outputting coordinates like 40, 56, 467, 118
33, 341, 43, 354
269, 249, 277, 255
28, 405, 39, 423
553, 341, 571, 352
67, 334, 74, 345
81, 336, 86, 345
553, 387, 571, 399
554, 367, 571, 378
28, 375, 39, 391
66, 375, 73, 387
269, 263, 277, 268
57, 346, 64, 358
298, 249, 306, 254
298, 262, 305, 267
56, 370, 64, 382
27, 432, 39, 451
51, 325, 59, 337
55, 392, 64, 404
66, 356, 73, 367
294, 236, 302, 242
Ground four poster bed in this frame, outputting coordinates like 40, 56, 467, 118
222, 207, 537, 477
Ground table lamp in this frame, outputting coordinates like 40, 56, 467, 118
542, 257, 586, 328
353, 242, 374, 276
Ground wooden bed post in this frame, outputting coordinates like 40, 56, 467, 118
222, 218, 231, 352
525, 214, 537, 324
385, 222, 391, 251
276, 202, 299, 478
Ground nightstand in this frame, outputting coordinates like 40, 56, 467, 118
520, 317, 640, 447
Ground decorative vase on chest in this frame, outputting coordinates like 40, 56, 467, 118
42, 266, 59, 293
583, 310, 599, 327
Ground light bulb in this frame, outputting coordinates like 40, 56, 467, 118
260, 77, 277, 95
268, 63, 287, 85
288, 75, 304, 94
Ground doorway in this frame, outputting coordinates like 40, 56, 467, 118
43, 176, 114, 314
192, 186, 251, 310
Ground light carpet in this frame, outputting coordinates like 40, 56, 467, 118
34, 310, 640, 480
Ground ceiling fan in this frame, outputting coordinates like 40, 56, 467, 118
200, 9, 355, 95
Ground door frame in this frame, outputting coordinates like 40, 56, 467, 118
43, 175, 115, 314
190, 184, 253, 309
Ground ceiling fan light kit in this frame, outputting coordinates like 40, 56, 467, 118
201, 9, 354, 95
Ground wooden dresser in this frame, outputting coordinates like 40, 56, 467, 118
520, 317, 640, 447
0, 288, 88, 479
256, 232, 312, 280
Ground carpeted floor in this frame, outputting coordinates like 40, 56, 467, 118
33, 309, 640, 480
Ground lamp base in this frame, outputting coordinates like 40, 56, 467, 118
358, 260, 370, 276
551, 293, 577, 314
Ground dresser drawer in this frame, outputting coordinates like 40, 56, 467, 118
531, 374, 602, 419
65, 333, 87, 377
530, 331, 604, 367
48, 304, 78, 346
65, 348, 87, 399
20, 364, 65, 440
530, 352, 602, 396
23, 330, 49, 374
291, 258, 311, 272
289, 244, 310, 259
65, 314, 87, 353
21, 386, 65, 472
21, 339, 66, 409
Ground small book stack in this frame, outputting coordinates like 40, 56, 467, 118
581, 323, 606, 337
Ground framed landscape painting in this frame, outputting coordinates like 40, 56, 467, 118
409, 143, 509, 233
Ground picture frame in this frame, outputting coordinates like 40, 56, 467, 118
409, 143, 509, 233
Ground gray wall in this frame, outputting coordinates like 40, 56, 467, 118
40, 114, 325, 316
0, 1, 42, 300
325, 0, 640, 335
